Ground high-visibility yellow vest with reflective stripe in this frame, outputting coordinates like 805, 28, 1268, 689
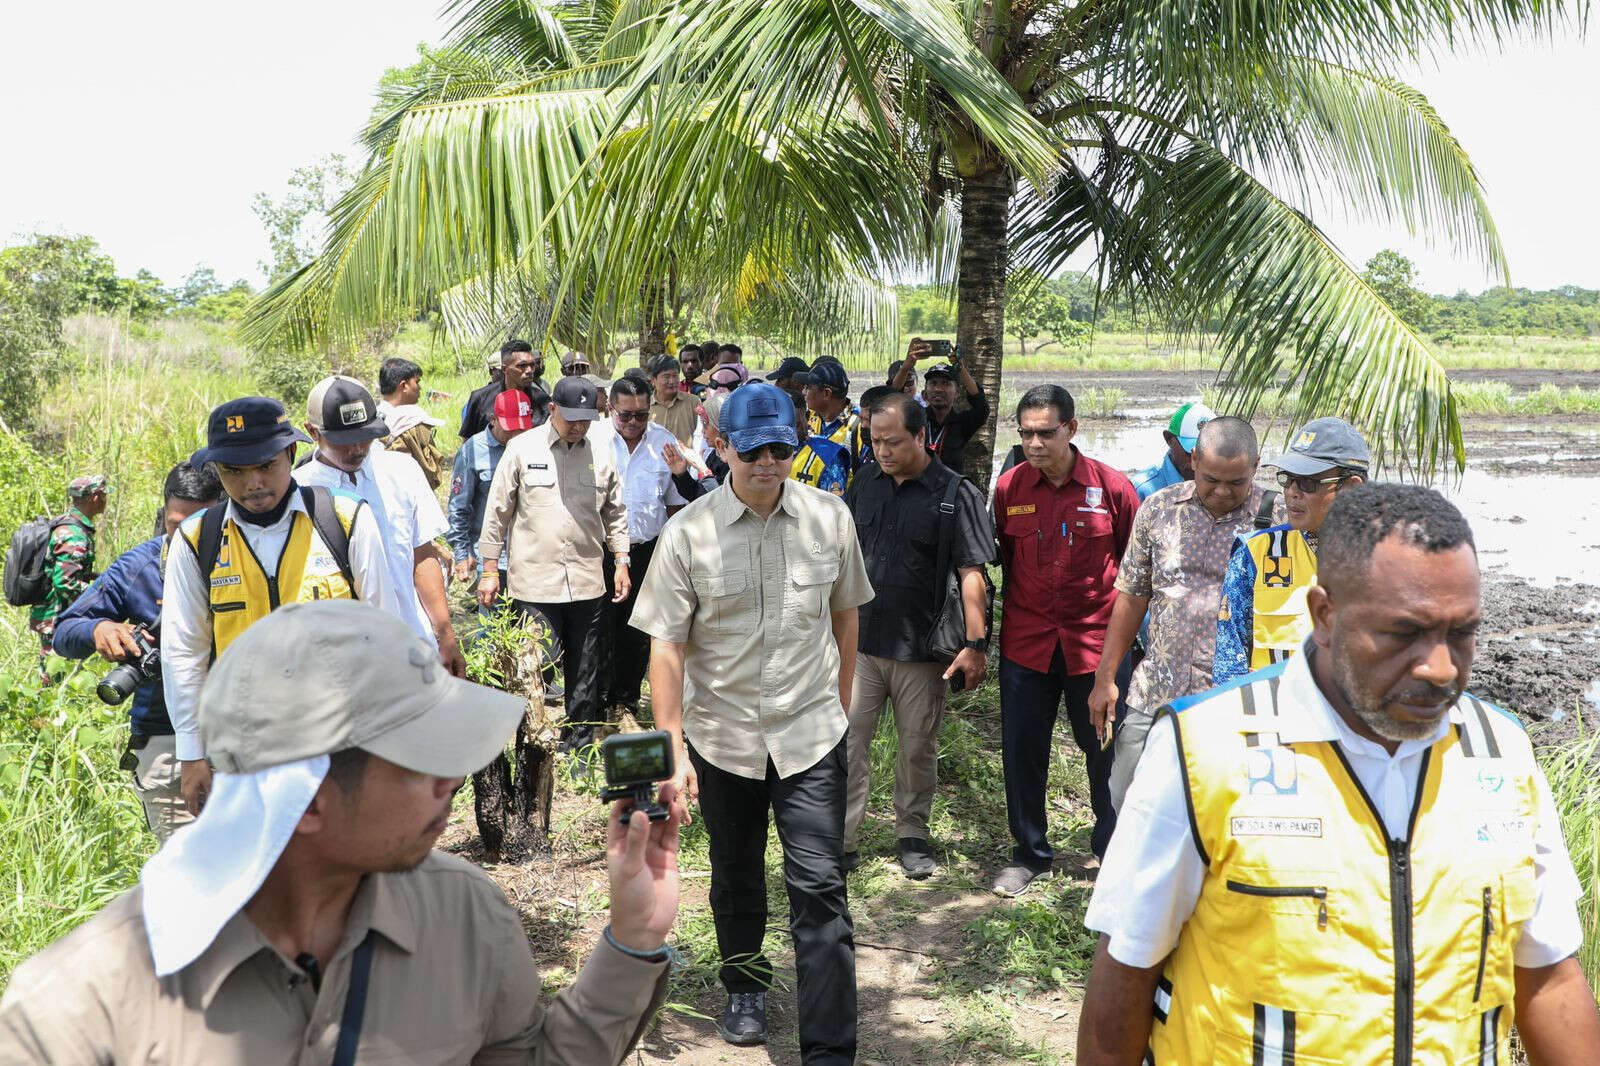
177, 495, 361, 658
1151, 669, 1540, 1066
1245, 526, 1319, 670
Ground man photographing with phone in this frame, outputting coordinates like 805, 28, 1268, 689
889, 338, 988, 475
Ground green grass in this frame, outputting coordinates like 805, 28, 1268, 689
1536, 725, 1600, 990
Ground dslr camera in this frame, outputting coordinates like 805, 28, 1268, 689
97, 625, 160, 706
599, 730, 675, 822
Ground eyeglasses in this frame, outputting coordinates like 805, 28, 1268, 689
735, 442, 796, 463
1018, 425, 1064, 441
613, 410, 650, 422
1276, 471, 1349, 493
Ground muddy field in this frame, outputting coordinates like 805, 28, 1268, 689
1000, 367, 1600, 736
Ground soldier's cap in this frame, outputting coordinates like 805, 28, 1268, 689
720, 382, 798, 453
1270, 416, 1372, 476
201, 600, 525, 777
494, 388, 534, 432
67, 474, 110, 498
1166, 402, 1217, 452
796, 356, 849, 393
191, 396, 314, 468
767, 356, 810, 383
551, 376, 599, 421
306, 376, 389, 446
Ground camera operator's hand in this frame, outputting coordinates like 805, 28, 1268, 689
906, 337, 931, 365
180, 759, 212, 816
452, 557, 476, 584
606, 781, 683, 953
92, 620, 146, 662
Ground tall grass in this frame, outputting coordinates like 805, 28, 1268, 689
1537, 728, 1600, 989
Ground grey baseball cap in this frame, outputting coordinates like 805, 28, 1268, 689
200, 601, 524, 777
1270, 416, 1372, 476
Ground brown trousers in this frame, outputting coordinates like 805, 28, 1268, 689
844, 653, 948, 850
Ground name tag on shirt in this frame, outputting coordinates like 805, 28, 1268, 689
1077, 506, 1109, 515
525, 462, 556, 487
1006, 504, 1036, 516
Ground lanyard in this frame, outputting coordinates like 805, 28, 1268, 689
332, 932, 377, 1066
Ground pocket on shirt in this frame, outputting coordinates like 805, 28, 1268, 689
787, 558, 840, 622
691, 568, 752, 633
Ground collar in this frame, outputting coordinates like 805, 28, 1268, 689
312, 452, 369, 489
1172, 480, 1197, 503
475, 427, 505, 452
652, 391, 681, 409
1272, 641, 1463, 752
540, 422, 588, 451
1174, 480, 1255, 524
225, 489, 308, 530
183, 872, 418, 1009
714, 480, 799, 525
1012, 444, 1087, 490
66, 506, 95, 529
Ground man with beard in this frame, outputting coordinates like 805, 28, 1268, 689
1078, 483, 1598, 1066
161, 397, 395, 818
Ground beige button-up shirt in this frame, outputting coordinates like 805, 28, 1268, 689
0, 851, 668, 1065
649, 390, 698, 444
630, 481, 875, 780
478, 422, 629, 603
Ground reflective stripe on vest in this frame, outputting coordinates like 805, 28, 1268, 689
179, 499, 359, 658
1152, 679, 1540, 1066
1246, 528, 1319, 670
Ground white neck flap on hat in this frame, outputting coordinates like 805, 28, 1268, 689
140, 755, 330, 977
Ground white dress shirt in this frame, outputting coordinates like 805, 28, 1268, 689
160, 492, 394, 761
295, 450, 447, 644
1085, 645, 1583, 970
596, 421, 688, 545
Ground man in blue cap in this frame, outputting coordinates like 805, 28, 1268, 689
162, 396, 395, 817
1214, 416, 1370, 684
632, 382, 874, 1061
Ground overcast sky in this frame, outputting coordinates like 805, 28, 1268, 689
2, 3, 1594, 296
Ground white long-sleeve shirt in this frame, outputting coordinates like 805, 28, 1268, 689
159, 492, 394, 761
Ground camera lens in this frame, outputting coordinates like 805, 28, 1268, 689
97, 663, 143, 706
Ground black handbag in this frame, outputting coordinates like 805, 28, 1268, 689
923, 474, 994, 662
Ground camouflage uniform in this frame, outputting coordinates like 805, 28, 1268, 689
29, 476, 105, 681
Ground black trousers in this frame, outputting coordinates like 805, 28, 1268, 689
513, 596, 604, 733
998, 647, 1131, 865
600, 537, 657, 712
690, 739, 856, 1065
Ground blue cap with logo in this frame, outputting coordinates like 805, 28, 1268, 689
1270, 416, 1371, 476
191, 397, 313, 468
719, 382, 798, 453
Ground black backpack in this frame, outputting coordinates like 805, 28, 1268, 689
4, 514, 69, 607
191, 486, 356, 591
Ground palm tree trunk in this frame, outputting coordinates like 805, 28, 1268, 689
957, 167, 1014, 490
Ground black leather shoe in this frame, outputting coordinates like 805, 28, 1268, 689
719, 992, 768, 1046
897, 837, 937, 879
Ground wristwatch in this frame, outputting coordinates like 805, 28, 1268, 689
615, 553, 631, 567
961, 637, 988, 653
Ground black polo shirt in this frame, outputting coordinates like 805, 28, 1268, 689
457, 382, 549, 439
845, 457, 995, 662
926, 390, 989, 475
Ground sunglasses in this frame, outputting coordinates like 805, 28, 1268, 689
613, 410, 650, 422
1276, 471, 1349, 493
1018, 425, 1065, 441
735, 442, 796, 463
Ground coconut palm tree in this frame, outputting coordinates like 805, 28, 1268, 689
253, 0, 1568, 481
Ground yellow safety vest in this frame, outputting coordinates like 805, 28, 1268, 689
1153, 670, 1540, 1066
178, 492, 362, 658
1245, 526, 1319, 670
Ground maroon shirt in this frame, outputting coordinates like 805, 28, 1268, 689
994, 447, 1140, 675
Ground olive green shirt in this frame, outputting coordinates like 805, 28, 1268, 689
0, 851, 668, 1066
648, 391, 698, 445
630, 480, 874, 780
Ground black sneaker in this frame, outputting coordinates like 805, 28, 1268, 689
719, 991, 767, 1046
897, 837, 937, 879
842, 850, 861, 873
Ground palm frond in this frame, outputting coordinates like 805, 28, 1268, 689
1152, 144, 1464, 477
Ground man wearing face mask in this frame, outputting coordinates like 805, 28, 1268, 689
1078, 484, 1599, 1066
162, 397, 395, 817
1088, 417, 1282, 811
1213, 416, 1369, 686
295, 376, 466, 680
478, 376, 630, 753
